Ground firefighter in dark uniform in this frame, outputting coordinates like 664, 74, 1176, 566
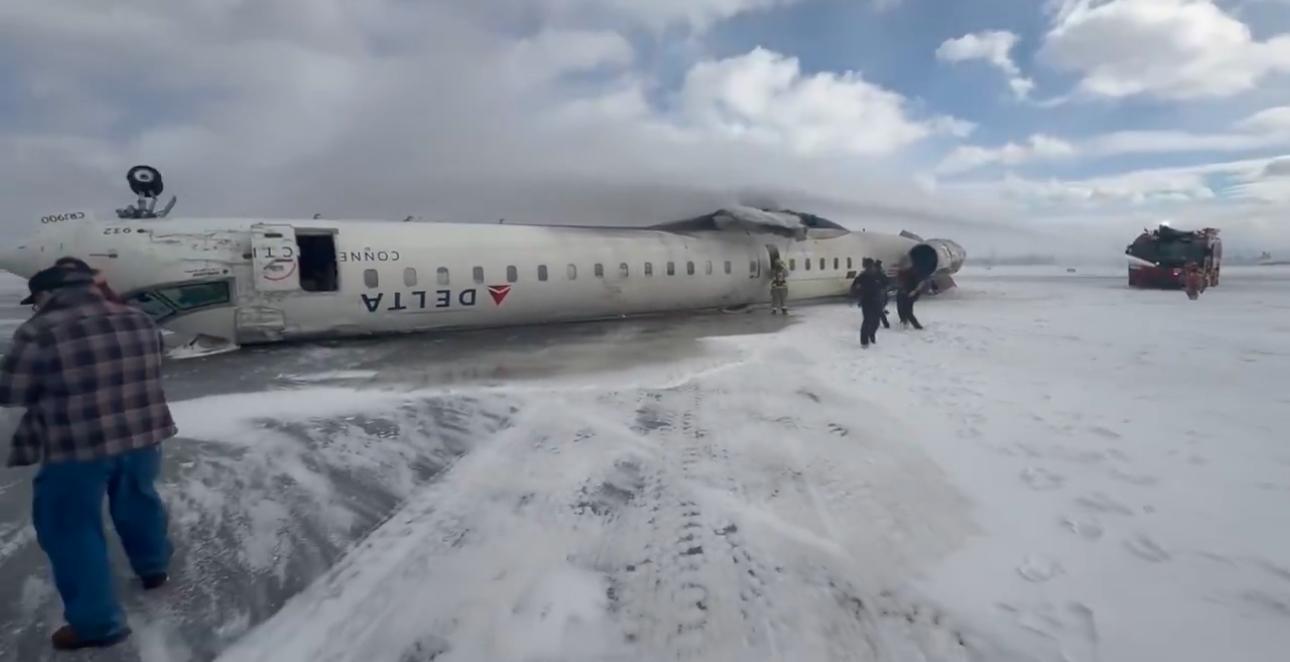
853, 259, 885, 347
770, 259, 789, 314
874, 260, 891, 329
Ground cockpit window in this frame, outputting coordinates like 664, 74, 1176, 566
127, 291, 178, 322
155, 281, 231, 311
127, 281, 232, 322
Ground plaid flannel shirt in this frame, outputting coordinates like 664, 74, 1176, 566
0, 287, 177, 466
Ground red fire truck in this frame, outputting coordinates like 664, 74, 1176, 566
1125, 224, 1221, 289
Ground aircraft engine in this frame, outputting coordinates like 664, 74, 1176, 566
909, 239, 966, 279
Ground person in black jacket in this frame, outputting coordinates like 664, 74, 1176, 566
853, 259, 885, 347
895, 268, 925, 330
874, 260, 891, 329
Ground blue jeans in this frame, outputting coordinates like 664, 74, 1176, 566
32, 444, 172, 640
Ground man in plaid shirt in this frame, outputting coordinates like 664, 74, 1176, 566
0, 264, 177, 651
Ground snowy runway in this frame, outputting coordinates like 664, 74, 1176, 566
217, 369, 982, 662
1, 268, 1288, 661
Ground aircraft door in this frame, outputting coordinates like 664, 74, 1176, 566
765, 244, 781, 270
758, 242, 779, 276
250, 224, 301, 291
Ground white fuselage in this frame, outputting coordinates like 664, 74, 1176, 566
2, 215, 935, 346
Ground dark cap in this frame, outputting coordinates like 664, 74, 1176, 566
54, 256, 93, 273
20, 266, 94, 305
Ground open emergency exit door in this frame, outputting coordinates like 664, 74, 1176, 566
762, 244, 782, 278
765, 245, 781, 269
250, 224, 301, 291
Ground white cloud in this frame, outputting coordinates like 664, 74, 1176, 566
936, 31, 1035, 98
996, 169, 1218, 206
937, 105, 1290, 175
0, 1, 998, 242
1228, 156, 1290, 203
536, 0, 790, 32
1009, 154, 1290, 251
936, 135, 1077, 175
1237, 106, 1290, 134
1265, 158, 1290, 178
678, 47, 972, 156
947, 154, 1290, 208
1040, 0, 1290, 100
504, 29, 636, 84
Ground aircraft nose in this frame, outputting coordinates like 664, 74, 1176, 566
0, 243, 33, 278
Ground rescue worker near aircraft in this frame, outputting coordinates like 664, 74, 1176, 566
896, 267, 926, 330
0, 265, 176, 651
874, 259, 891, 329
770, 258, 789, 314
1184, 262, 1203, 300
853, 259, 885, 348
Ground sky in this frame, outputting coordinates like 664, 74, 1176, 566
1, 0, 1289, 260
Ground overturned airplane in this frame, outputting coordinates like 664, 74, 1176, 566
2, 166, 966, 352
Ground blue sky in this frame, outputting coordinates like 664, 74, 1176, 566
0, 0, 1288, 255
702, 0, 1290, 173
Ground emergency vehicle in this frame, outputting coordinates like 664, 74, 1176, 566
1125, 224, 1221, 289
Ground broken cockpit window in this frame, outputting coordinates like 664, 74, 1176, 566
127, 291, 177, 322
126, 281, 232, 322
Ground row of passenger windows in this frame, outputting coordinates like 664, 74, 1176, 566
362, 259, 767, 289
788, 257, 852, 271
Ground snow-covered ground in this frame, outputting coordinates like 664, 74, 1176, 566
1, 266, 1289, 661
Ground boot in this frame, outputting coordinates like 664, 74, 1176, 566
141, 572, 168, 590
51, 625, 131, 651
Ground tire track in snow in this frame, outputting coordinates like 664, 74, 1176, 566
215, 336, 992, 662
605, 379, 981, 662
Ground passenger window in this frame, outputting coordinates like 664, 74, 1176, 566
473, 266, 484, 284
403, 268, 417, 287
819, 258, 825, 270
538, 265, 548, 281
790, 258, 797, 270
594, 263, 604, 278
749, 260, 757, 276
667, 261, 675, 276
705, 260, 713, 275
724, 260, 732, 274
847, 257, 853, 269
805, 259, 811, 271
834, 258, 840, 270
686, 261, 695, 275
507, 265, 518, 283
567, 264, 577, 280
364, 269, 379, 288
437, 267, 449, 285
645, 262, 654, 276
619, 262, 629, 278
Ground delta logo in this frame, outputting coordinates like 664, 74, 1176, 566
487, 284, 512, 305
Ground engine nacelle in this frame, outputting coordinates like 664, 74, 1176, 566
909, 239, 966, 279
